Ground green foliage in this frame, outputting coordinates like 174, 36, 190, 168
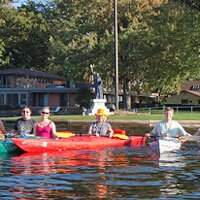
145, 1, 200, 95
178, 0, 200, 11
47, 0, 115, 80
0, 39, 9, 67
0, 0, 200, 107
0, 3, 50, 69
77, 87, 94, 108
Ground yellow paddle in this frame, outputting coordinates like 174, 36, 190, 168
56, 129, 129, 140
113, 133, 129, 140
56, 131, 75, 138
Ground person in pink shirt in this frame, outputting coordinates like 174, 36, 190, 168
33, 107, 57, 139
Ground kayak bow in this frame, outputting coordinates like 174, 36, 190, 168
148, 138, 181, 154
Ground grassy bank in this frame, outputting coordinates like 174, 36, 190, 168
3, 111, 200, 121
50, 113, 200, 121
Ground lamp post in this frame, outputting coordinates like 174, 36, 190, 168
114, 0, 119, 110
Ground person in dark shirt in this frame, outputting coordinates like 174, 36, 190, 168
11, 106, 36, 138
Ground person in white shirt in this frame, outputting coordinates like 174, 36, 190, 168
146, 107, 191, 139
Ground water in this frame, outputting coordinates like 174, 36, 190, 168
0, 122, 200, 199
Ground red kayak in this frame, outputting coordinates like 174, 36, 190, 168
12, 136, 146, 153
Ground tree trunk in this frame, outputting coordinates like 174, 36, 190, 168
122, 77, 131, 109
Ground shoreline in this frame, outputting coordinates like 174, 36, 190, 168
58, 119, 200, 127
4, 119, 200, 128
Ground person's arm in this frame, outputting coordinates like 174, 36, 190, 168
88, 123, 99, 136
176, 122, 191, 137
88, 125, 93, 135
51, 121, 57, 138
108, 126, 114, 138
145, 123, 159, 138
32, 122, 37, 136
0, 120, 6, 134
30, 119, 36, 134
10, 119, 19, 133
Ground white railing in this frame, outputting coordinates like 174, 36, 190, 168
135, 106, 200, 114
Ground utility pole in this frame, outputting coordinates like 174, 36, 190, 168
114, 0, 119, 110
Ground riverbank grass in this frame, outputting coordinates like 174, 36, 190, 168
51, 112, 200, 121
2, 111, 200, 121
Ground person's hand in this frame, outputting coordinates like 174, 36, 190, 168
145, 133, 151, 138
109, 134, 113, 138
95, 133, 100, 137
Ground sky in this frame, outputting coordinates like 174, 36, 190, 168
13, 0, 46, 8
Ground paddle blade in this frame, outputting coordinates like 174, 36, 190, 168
113, 134, 129, 140
56, 131, 75, 138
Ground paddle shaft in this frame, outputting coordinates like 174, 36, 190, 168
76, 133, 129, 140
147, 133, 200, 140
179, 135, 200, 141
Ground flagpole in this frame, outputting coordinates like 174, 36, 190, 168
114, 0, 119, 110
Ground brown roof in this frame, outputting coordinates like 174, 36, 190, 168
0, 68, 65, 80
181, 80, 200, 91
182, 90, 200, 97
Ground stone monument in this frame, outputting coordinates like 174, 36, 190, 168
86, 64, 110, 116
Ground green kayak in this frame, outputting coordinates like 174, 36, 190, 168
0, 138, 19, 153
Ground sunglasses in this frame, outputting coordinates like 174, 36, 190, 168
41, 111, 50, 115
22, 111, 30, 113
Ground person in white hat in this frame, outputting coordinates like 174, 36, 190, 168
88, 108, 114, 138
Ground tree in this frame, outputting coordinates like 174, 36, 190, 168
0, 3, 50, 69
180, 0, 200, 11
2, 0, 199, 109
77, 87, 93, 108
47, 0, 167, 109
47, 0, 115, 81
145, 1, 200, 96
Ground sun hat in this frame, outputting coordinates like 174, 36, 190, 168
95, 108, 108, 116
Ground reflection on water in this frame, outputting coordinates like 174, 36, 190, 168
159, 151, 185, 167
0, 122, 200, 199
0, 146, 199, 199
0, 148, 156, 198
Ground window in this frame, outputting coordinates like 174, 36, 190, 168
60, 94, 67, 107
7, 94, 18, 106
20, 94, 27, 105
181, 99, 188, 104
0, 76, 9, 88
0, 94, 4, 104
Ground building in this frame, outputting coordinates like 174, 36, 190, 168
165, 80, 200, 105
0, 68, 79, 109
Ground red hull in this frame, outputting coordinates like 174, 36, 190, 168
12, 136, 146, 153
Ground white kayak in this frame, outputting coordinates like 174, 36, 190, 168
148, 138, 181, 154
